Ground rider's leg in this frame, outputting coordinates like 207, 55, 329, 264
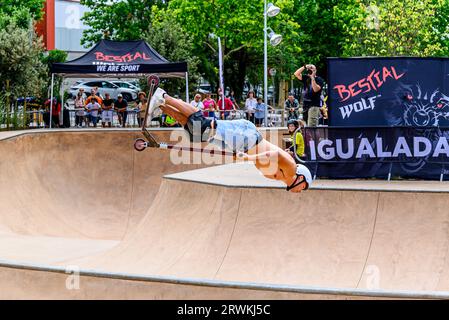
160, 104, 188, 126
163, 95, 198, 117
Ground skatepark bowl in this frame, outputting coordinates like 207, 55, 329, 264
0, 128, 449, 299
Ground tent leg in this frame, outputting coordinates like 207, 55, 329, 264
49, 73, 55, 129
60, 78, 64, 127
185, 72, 189, 103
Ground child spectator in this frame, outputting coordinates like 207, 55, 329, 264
254, 97, 266, 127
86, 97, 100, 127
285, 119, 305, 160
202, 93, 217, 119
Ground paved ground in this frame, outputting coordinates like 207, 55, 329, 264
0, 129, 448, 299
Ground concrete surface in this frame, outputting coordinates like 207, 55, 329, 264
0, 129, 448, 299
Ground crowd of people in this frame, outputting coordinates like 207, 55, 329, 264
72, 87, 150, 128
44, 64, 328, 152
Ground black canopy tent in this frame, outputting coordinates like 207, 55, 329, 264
49, 39, 189, 128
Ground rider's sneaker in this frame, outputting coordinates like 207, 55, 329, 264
148, 88, 166, 117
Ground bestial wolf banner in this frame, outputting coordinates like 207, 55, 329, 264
328, 57, 449, 127
303, 127, 449, 180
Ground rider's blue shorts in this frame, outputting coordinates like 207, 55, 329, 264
210, 119, 263, 153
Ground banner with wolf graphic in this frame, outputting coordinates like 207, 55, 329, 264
328, 57, 449, 127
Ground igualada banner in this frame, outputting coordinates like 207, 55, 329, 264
309, 136, 449, 161
328, 57, 449, 127
303, 127, 449, 180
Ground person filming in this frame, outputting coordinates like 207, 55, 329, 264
294, 64, 324, 127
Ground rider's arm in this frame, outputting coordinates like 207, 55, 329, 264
237, 150, 279, 165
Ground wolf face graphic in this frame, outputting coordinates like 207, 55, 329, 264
390, 84, 449, 127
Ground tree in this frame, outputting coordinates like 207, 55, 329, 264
41, 49, 68, 100
0, 17, 47, 99
334, 0, 449, 57
144, 9, 200, 96
167, 0, 302, 100
292, 0, 347, 77
80, 0, 168, 47
0, 0, 45, 21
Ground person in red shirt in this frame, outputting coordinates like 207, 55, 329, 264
217, 89, 236, 120
44, 98, 61, 128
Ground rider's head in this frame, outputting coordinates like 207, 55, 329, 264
287, 164, 312, 193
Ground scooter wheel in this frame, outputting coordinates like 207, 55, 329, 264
147, 75, 160, 87
134, 138, 147, 152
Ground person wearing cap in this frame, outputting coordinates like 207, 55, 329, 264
144, 87, 312, 193
114, 94, 128, 127
102, 93, 114, 128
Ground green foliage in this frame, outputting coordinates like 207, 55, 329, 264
0, 19, 47, 98
144, 9, 200, 96
80, 0, 168, 47
167, 0, 302, 98
293, 0, 346, 76
42, 49, 68, 100
0, 0, 45, 21
79, 0, 449, 100
334, 0, 449, 57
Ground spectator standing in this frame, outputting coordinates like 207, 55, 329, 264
245, 91, 257, 123
228, 90, 239, 110
114, 94, 128, 127
294, 64, 324, 127
135, 92, 147, 127
254, 97, 266, 127
202, 93, 217, 119
44, 98, 61, 128
191, 94, 204, 112
74, 91, 86, 128
86, 97, 100, 127
85, 88, 103, 106
102, 93, 114, 128
284, 94, 300, 121
217, 89, 235, 120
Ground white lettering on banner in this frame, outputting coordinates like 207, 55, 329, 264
317, 140, 335, 160
414, 137, 432, 157
308, 136, 449, 160
336, 139, 354, 159
120, 65, 141, 72
339, 95, 380, 119
356, 138, 376, 158
433, 137, 449, 157
376, 137, 392, 157
309, 140, 317, 160
96, 65, 141, 72
392, 137, 412, 157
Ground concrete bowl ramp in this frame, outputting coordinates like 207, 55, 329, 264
0, 130, 448, 299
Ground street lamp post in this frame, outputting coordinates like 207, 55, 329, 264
263, 1, 282, 127
209, 33, 225, 113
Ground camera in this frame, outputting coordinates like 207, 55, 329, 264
307, 68, 313, 75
